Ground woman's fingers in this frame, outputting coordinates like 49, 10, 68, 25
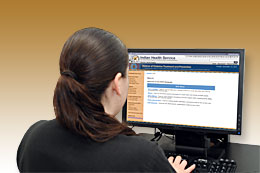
168, 155, 196, 173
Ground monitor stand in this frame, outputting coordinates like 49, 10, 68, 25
159, 129, 229, 159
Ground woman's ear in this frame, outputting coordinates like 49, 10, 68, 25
112, 73, 122, 95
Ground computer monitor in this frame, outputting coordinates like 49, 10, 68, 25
122, 49, 244, 139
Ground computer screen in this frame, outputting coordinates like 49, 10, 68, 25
123, 49, 244, 135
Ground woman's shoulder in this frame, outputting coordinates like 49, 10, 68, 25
20, 120, 49, 140
17, 120, 55, 169
25, 119, 56, 130
26, 119, 48, 131
18, 119, 55, 149
21, 119, 57, 138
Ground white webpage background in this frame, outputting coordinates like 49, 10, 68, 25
143, 71, 239, 129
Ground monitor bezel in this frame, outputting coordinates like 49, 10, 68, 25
122, 48, 244, 135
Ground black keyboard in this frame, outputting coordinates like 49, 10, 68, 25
165, 151, 237, 173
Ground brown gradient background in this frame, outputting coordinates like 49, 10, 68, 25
1, 0, 260, 171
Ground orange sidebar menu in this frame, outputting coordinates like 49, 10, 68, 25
127, 71, 144, 121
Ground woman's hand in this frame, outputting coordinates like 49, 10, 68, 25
168, 156, 196, 173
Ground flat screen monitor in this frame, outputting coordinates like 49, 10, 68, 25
123, 49, 244, 135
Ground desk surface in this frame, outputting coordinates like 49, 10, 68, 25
226, 143, 260, 172
139, 133, 260, 172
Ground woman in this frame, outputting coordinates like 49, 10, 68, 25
17, 27, 195, 172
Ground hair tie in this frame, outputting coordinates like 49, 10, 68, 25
61, 70, 78, 80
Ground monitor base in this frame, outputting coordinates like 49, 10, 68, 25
159, 129, 229, 159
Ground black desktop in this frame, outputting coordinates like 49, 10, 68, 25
122, 49, 247, 172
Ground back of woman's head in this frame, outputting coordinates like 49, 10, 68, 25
53, 27, 135, 142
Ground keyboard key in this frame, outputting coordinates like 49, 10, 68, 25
164, 151, 237, 173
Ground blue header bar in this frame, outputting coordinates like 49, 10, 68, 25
129, 52, 240, 56
147, 83, 215, 90
130, 63, 239, 72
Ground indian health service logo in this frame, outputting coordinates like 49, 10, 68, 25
133, 56, 139, 61
130, 55, 139, 62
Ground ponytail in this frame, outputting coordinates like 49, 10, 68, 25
54, 72, 136, 142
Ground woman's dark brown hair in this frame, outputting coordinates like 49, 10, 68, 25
53, 27, 136, 142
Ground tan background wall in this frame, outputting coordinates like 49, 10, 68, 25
1, 0, 259, 172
